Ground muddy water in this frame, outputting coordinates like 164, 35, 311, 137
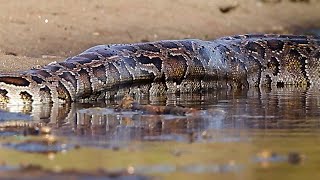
0, 87, 320, 179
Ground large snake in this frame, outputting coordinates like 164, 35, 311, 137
0, 34, 319, 105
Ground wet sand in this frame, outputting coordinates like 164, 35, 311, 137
0, 0, 320, 72
0, 1, 320, 179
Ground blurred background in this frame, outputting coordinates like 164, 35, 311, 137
0, 0, 319, 60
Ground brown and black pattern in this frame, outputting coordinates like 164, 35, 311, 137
0, 34, 319, 105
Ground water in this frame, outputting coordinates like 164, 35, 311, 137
53, 87, 320, 139
0, 87, 320, 179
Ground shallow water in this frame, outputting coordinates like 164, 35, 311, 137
0, 87, 320, 179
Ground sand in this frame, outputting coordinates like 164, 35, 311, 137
0, 0, 319, 72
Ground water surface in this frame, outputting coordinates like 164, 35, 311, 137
0, 87, 320, 180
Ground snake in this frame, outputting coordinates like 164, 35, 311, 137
0, 34, 319, 105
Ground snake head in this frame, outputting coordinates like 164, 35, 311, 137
0, 74, 48, 105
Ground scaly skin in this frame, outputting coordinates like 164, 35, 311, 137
0, 34, 319, 105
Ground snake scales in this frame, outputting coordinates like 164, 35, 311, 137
0, 34, 320, 105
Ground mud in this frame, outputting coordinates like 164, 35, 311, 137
0, 0, 320, 72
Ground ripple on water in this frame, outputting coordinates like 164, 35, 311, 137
130, 163, 242, 174
0, 110, 31, 121
3, 141, 74, 153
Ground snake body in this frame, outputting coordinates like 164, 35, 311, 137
0, 34, 319, 105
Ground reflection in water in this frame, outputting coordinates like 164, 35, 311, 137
1, 87, 320, 142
